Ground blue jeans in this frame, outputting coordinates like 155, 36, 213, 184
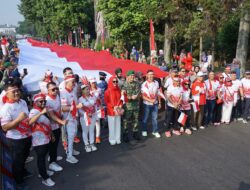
141, 103, 159, 133
205, 99, 216, 125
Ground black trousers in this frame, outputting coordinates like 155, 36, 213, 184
243, 98, 250, 120
213, 103, 222, 123
49, 128, 61, 163
165, 106, 179, 131
34, 143, 49, 180
231, 99, 243, 120
7, 137, 31, 185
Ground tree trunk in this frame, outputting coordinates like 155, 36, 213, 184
211, 39, 215, 70
164, 23, 171, 64
199, 36, 203, 63
236, 10, 250, 77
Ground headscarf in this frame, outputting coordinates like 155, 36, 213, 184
182, 79, 189, 90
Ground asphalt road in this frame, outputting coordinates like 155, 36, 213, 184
26, 115, 250, 190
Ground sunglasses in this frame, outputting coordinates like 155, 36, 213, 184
184, 83, 190, 85
220, 77, 224, 79
39, 100, 46, 103
50, 87, 59, 92
113, 80, 118, 83
181, 70, 185, 72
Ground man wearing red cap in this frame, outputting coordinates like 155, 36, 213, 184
60, 75, 83, 164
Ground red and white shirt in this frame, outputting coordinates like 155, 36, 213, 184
78, 95, 97, 117
29, 108, 51, 146
60, 88, 78, 120
191, 80, 206, 105
46, 94, 61, 130
205, 80, 219, 100
0, 99, 31, 139
181, 89, 191, 110
232, 79, 242, 100
166, 85, 183, 108
241, 78, 250, 98
221, 85, 237, 104
141, 80, 159, 105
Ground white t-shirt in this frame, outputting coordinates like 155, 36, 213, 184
141, 80, 159, 105
29, 108, 51, 146
46, 95, 61, 130
232, 79, 242, 100
0, 99, 31, 139
221, 85, 237, 103
59, 81, 77, 95
60, 88, 78, 120
181, 89, 191, 110
164, 77, 173, 89
205, 80, 219, 100
241, 78, 250, 98
78, 95, 97, 117
166, 85, 183, 108
222, 73, 231, 80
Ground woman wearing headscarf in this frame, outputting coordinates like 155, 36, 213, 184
29, 93, 55, 187
104, 76, 123, 145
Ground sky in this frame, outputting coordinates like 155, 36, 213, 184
0, 0, 24, 26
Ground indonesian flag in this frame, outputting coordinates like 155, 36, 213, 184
84, 112, 92, 126
97, 108, 105, 119
70, 100, 77, 118
178, 112, 188, 126
191, 101, 200, 113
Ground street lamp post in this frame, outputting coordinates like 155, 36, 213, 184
73, 29, 78, 47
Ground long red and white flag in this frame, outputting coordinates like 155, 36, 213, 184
178, 112, 188, 126
191, 101, 200, 113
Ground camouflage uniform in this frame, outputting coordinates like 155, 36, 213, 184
122, 80, 141, 134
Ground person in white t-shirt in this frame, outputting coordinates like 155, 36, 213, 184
204, 71, 219, 126
141, 70, 162, 138
222, 66, 231, 80
79, 82, 98, 153
231, 71, 244, 121
165, 77, 183, 138
241, 71, 250, 124
29, 93, 55, 187
0, 83, 31, 190
60, 75, 83, 164
46, 81, 67, 172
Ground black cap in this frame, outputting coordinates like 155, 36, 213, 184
99, 72, 107, 77
4, 77, 14, 86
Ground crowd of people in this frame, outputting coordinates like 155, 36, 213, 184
1, 36, 250, 190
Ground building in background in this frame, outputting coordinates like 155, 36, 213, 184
0, 24, 16, 35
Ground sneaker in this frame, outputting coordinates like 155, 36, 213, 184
243, 119, 248, 124
199, 126, 205, 129
116, 140, 121, 144
142, 131, 148, 137
66, 156, 78, 164
191, 126, 197, 131
38, 170, 54, 178
152, 132, 161, 138
73, 149, 80, 156
49, 162, 63, 172
74, 136, 80, 143
133, 132, 141, 141
165, 131, 172, 138
48, 156, 63, 162
180, 127, 184, 133
110, 142, 116, 146
90, 144, 97, 151
42, 178, 55, 187
185, 129, 192, 135
172, 130, 181, 136
238, 117, 243, 121
96, 137, 101, 144
85, 145, 92, 153
25, 156, 34, 164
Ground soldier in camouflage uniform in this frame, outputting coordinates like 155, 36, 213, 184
122, 70, 141, 142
